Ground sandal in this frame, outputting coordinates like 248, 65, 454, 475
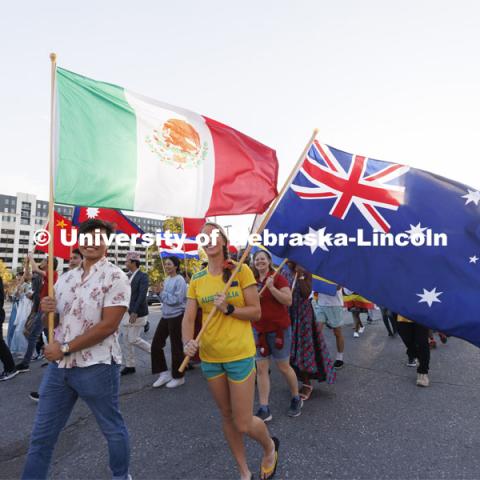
299, 383, 313, 401
260, 437, 279, 480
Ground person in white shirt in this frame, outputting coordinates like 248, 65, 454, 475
22, 219, 132, 480
311, 286, 345, 369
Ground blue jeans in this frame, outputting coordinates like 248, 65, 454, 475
22, 311, 44, 366
22, 363, 130, 480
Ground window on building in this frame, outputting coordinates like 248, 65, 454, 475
21, 218, 30, 225
20, 230, 29, 236
1, 229, 14, 235
4, 238, 14, 244
18, 248, 29, 254
0, 247, 14, 253
19, 239, 29, 245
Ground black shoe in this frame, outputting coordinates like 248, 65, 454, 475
15, 363, 30, 373
0, 370, 19, 381
121, 367, 136, 376
334, 360, 344, 369
255, 406, 272, 422
29, 392, 40, 402
144, 321, 150, 333
287, 396, 303, 417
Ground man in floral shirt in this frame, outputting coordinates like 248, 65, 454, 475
22, 219, 131, 480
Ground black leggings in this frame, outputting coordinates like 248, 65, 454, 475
397, 321, 430, 374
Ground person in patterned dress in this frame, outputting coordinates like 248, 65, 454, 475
282, 261, 336, 401
22, 219, 132, 480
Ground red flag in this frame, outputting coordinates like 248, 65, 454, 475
183, 218, 206, 237
73, 207, 144, 235
36, 211, 77, 260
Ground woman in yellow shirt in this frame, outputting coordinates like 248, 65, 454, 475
182, 223, 279, 480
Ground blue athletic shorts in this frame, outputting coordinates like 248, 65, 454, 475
201, 357, 256, 383
312, 304, 344, 328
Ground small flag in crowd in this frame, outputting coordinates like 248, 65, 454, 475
159, 237, 199, 259
36, 211, 76, 260
72, 206, 144, 235
265, 140, 480, 346
54, 68, 278, 217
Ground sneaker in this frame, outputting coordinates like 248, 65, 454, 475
153, 371, 172, 388
120, 367, 136, 376
287, 396, 303, 417
353, 332, 360, 338
166, 377, 185, 388
367, 316, 373, 324
15, 363, 30, 373
334, 360, 344, 369
29, 391, 40, 402
255, 406, 272, 422
32, 352, 44, 362
359, 326, 366, 334
0, 370, 19, 381
406, 359, 417, 367
416, 373, 430, 387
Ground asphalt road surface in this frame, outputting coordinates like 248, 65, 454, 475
1, 307, 480, 479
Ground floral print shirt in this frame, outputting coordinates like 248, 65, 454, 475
54, 257, 130, 368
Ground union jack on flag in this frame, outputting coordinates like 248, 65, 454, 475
291, 141, 410, 232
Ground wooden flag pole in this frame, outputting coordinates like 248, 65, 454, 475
258, 258, 289, 296
179, 128, 318, 372
47, 52, 57, 342
159, 254, 167, 276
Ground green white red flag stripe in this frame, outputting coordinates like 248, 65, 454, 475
53, 68, 278, 217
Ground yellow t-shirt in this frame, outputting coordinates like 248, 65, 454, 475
187, 264, 257, 363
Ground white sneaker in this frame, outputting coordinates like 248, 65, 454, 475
166, 377, 185, 388
359, 326, 365, 334
152, 371, 172, 388
353, 332, 360, 338
416, 373, 430, 387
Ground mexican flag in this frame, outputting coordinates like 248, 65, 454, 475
54, 68, 279, 217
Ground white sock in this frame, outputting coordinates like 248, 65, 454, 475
336, 352, 344, 361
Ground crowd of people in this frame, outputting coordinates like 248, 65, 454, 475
0, 219, 448, 480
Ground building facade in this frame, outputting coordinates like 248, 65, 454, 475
0, 192, 163, 272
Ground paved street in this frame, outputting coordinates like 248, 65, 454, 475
1, 307, 480, 480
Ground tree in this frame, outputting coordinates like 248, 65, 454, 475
0, 259, 13, 292
162, 217, 182, 233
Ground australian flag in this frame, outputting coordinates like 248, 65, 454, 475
265, 140, 480, 346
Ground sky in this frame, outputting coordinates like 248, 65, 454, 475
1, 0, 479, 242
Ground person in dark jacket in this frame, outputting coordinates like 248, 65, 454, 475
121, 251, 151, 375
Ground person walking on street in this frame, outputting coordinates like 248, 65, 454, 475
183, 223, 279, 480
151, 256, 187, 388
21, 219, 132, 480
0, 275, 19, 381
251, 250, 302, 421
121, 251, 151, 376
16, 255, 58, 373
312, 284, 346, 369
396, 315, 431, 387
